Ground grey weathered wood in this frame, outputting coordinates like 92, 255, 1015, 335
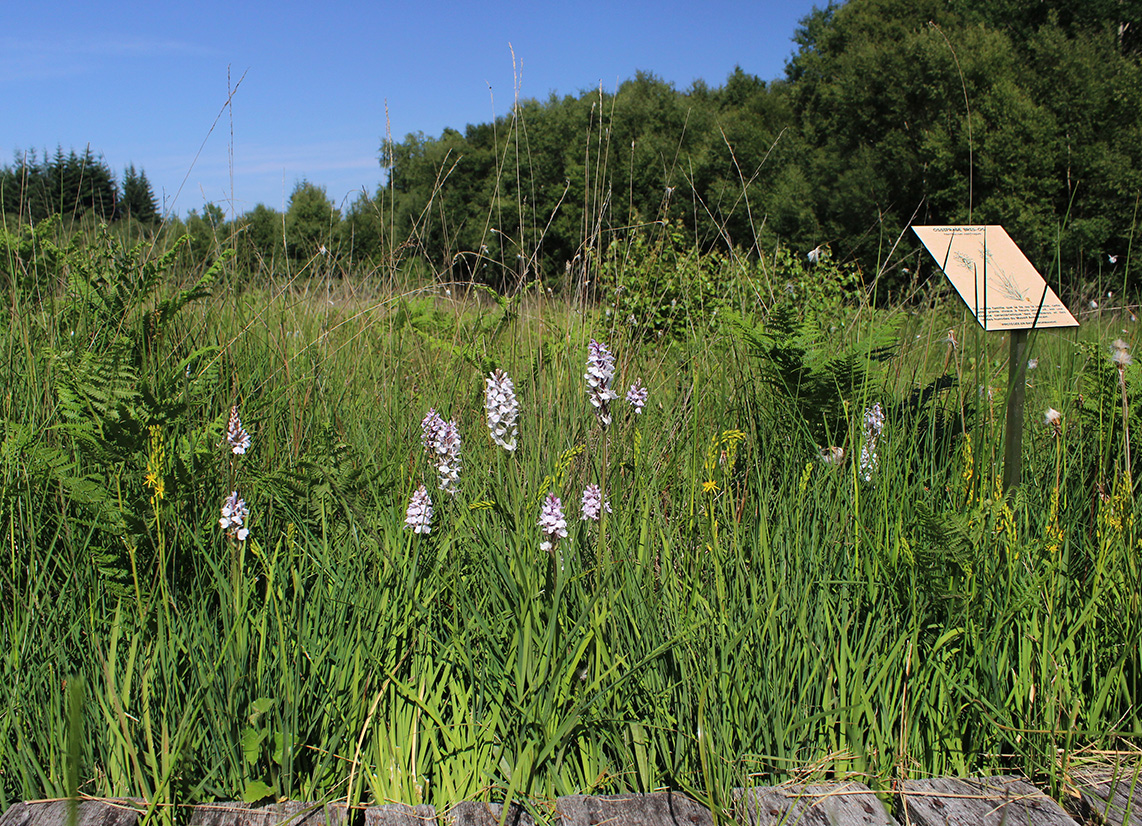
363, 804, 436, 826
901, 777, 1078, 826
0, 801, 142, 826
188, 802, 344, 826
1070, 765, 1142, 826
557, 793, 711, 826
737, 783, 898, 826
439, 802, 534, 826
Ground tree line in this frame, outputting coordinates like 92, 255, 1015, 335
1, 147, 160, 225
5, 0, 1142, 295
376, 0, 1142, 294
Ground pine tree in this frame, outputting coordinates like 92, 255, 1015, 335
121, 164, 159, 223
46, 147, 117, 220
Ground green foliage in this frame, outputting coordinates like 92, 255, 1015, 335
235, 204, 285, 278
787, 0, 1142, 287
184, 203, 228, 266
285, 181, 340, 262
6, 5, 1142, 813
603, 222, 735, 342
14, 229, 221, 600
769, 243, 862, 307
340, 192, 385, 263
0, 214, 67, 300
725, 302, 900, 448
60, 228, 215, 353
0, 245, 1139, 815
351, 1, 1142, 297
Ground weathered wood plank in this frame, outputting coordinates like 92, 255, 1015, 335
188, 802, 344, 826
0, 801, 142, 826
1069, 765, 1142, 826
737, 783, 898, 826
439, 802, 533, 826
363, 804, 436, 826
900, 777, 1078, 826
556, 793, 711, 826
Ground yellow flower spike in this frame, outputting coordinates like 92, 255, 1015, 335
144, 425, 166, 502
468, 500, 496, 511
798, 462, 813, 499
996, 500, 1018, 559
960, 432, 974, 483
1097, 470, 1134, 543
1044, 522, 1064, 556
702, 479, 719, 494
555, 444, 585, 486
719, 429, 747, 469
704, 433, 721, 477
529, 476, 555, 512
1044, 477, 1064, 555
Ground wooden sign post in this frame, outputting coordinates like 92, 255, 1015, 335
912, 225, 1079, 493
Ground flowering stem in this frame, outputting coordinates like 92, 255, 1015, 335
1120, 367, 1133, 486
232, 538, 242, 616
155, 504, 171, 611
600, 433, 610, 570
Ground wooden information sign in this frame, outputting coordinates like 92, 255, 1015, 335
912, 224, 1079, 495
912, 225, 1078, 330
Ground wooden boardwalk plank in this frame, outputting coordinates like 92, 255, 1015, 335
737, 783, 898, 826
440, 802, 533, 826
0, 801, 142, 826
188, 802, 344, 826
1069, 765, 1142, 826
900, 777, 1078, 826
363, 805, 437, 826
556, 794, 712, 826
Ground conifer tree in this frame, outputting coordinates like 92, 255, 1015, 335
121, 164, 159, 223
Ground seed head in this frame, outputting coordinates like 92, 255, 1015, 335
1112, 338, 1133, 368
819, 446, 845, 466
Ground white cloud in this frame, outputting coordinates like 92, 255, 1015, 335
0, 35, 211, 83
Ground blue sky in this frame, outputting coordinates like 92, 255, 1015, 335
4, 1, 827, 219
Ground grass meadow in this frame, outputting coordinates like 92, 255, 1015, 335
1, 213, 1140, 824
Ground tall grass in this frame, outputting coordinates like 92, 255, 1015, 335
1, 221, 1139, 825
2, 85, 1141, 824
